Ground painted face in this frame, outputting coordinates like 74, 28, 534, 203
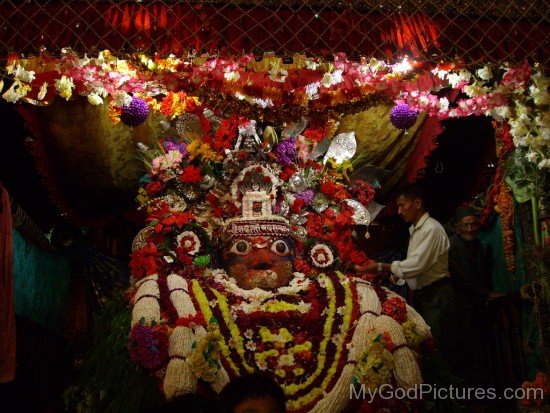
396, 194, 421, 223
222, 235, 295, 290
455, 215, 480, 241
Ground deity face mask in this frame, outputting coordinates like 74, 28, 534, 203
222, 235, 295, 290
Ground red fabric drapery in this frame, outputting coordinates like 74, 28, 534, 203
0, 2, 546, 63
0, 183, 16, 384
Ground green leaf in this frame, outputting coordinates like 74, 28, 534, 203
193, 255, 211, 267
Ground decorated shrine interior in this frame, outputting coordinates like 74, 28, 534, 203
0, 1, 548, 413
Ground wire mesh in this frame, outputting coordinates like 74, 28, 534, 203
0, 0, 548, 64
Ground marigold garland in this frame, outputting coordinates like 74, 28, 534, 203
494, 181, 515, 272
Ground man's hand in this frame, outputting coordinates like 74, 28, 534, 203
354, 262, 379, 274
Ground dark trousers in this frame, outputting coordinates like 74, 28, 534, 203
413, 278, 457, 362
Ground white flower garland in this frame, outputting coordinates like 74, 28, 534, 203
211, 269, 310, 303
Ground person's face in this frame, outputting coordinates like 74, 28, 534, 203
234, 396, 284, 413
396, 195, 422, 223
455, 215, 480, 241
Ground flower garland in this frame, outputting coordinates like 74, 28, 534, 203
494, 180, 515, 272
352, 331, 395, 391
3, 51, 548, 171
190, 272, 359, 412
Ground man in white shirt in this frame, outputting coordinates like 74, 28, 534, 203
356, 185, 456, 360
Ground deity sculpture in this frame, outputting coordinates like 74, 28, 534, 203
129, 113, 432, 412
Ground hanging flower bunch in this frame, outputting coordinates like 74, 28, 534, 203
494, 181, 515, 272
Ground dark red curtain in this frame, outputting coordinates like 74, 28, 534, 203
0, 183, 16, 384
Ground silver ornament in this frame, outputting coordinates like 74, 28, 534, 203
345, 199, 371, 226
288, 173, 307, 193
312, 193, 329, 213
323, 132, 357, 165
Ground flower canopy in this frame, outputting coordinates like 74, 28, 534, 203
2, 50, 548, 174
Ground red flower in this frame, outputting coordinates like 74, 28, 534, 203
145, 180, 163, 196
290, 197, 305, 214
294, 258, 312, 274
279, 165, 297, 181
180, 164, 203, 183
304, 129, 325, 143
382, 297, 407, 324
129, 243, 160, 279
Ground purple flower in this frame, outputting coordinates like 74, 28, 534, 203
128, 323, 164, 371
389, 103, 418, 130
275, 136, 297, 166
120, 96, 150, 127
296, 190, 314, 205
163, 140, 188, 156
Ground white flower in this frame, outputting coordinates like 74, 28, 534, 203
2, 81, 30, 103
87, 93, 103, 105
176, 231, 201, 255
476, 66, 493, 81
251, 97, 273, 108
310, 244, 334, 268
368, 58, 383, 73
431, 68, 448, 80
113, 90, 132, 107
318, 277, 328, 289
537, 159, 550, 169
525, 151, 539, 163
392, 57, 412, 74
245, 341, 257, 351
529, 85, 550, 106
320, 70, 343, 88
489, 106, 510, 120
13, 65, 35, 82
438, 97, 449, 112
224, 70, 241, 82
256, 359, 268, 370
244, 329, 254, 339
305, 82, 320, 99
306, 60, 319, 70
268, 65, 288, 83
163, 255, 174, 263
37, 82, 48, 101
459, 69, 472, 81
337, 306, 346, 316
54, 76, 74, 100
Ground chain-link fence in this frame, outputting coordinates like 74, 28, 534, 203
0, 0, 548, 65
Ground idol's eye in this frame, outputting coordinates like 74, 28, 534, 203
229, 240, 252, 255
270, 239, 290, 256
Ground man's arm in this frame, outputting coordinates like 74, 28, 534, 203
391, 227, 448, 279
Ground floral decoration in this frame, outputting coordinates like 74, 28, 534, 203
128, 319, 169, 372
520, 372, 548, 408
308, 243, 336, 268
352, 331, 395, 391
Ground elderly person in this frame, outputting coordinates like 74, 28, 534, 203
449, 206, 503, 388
